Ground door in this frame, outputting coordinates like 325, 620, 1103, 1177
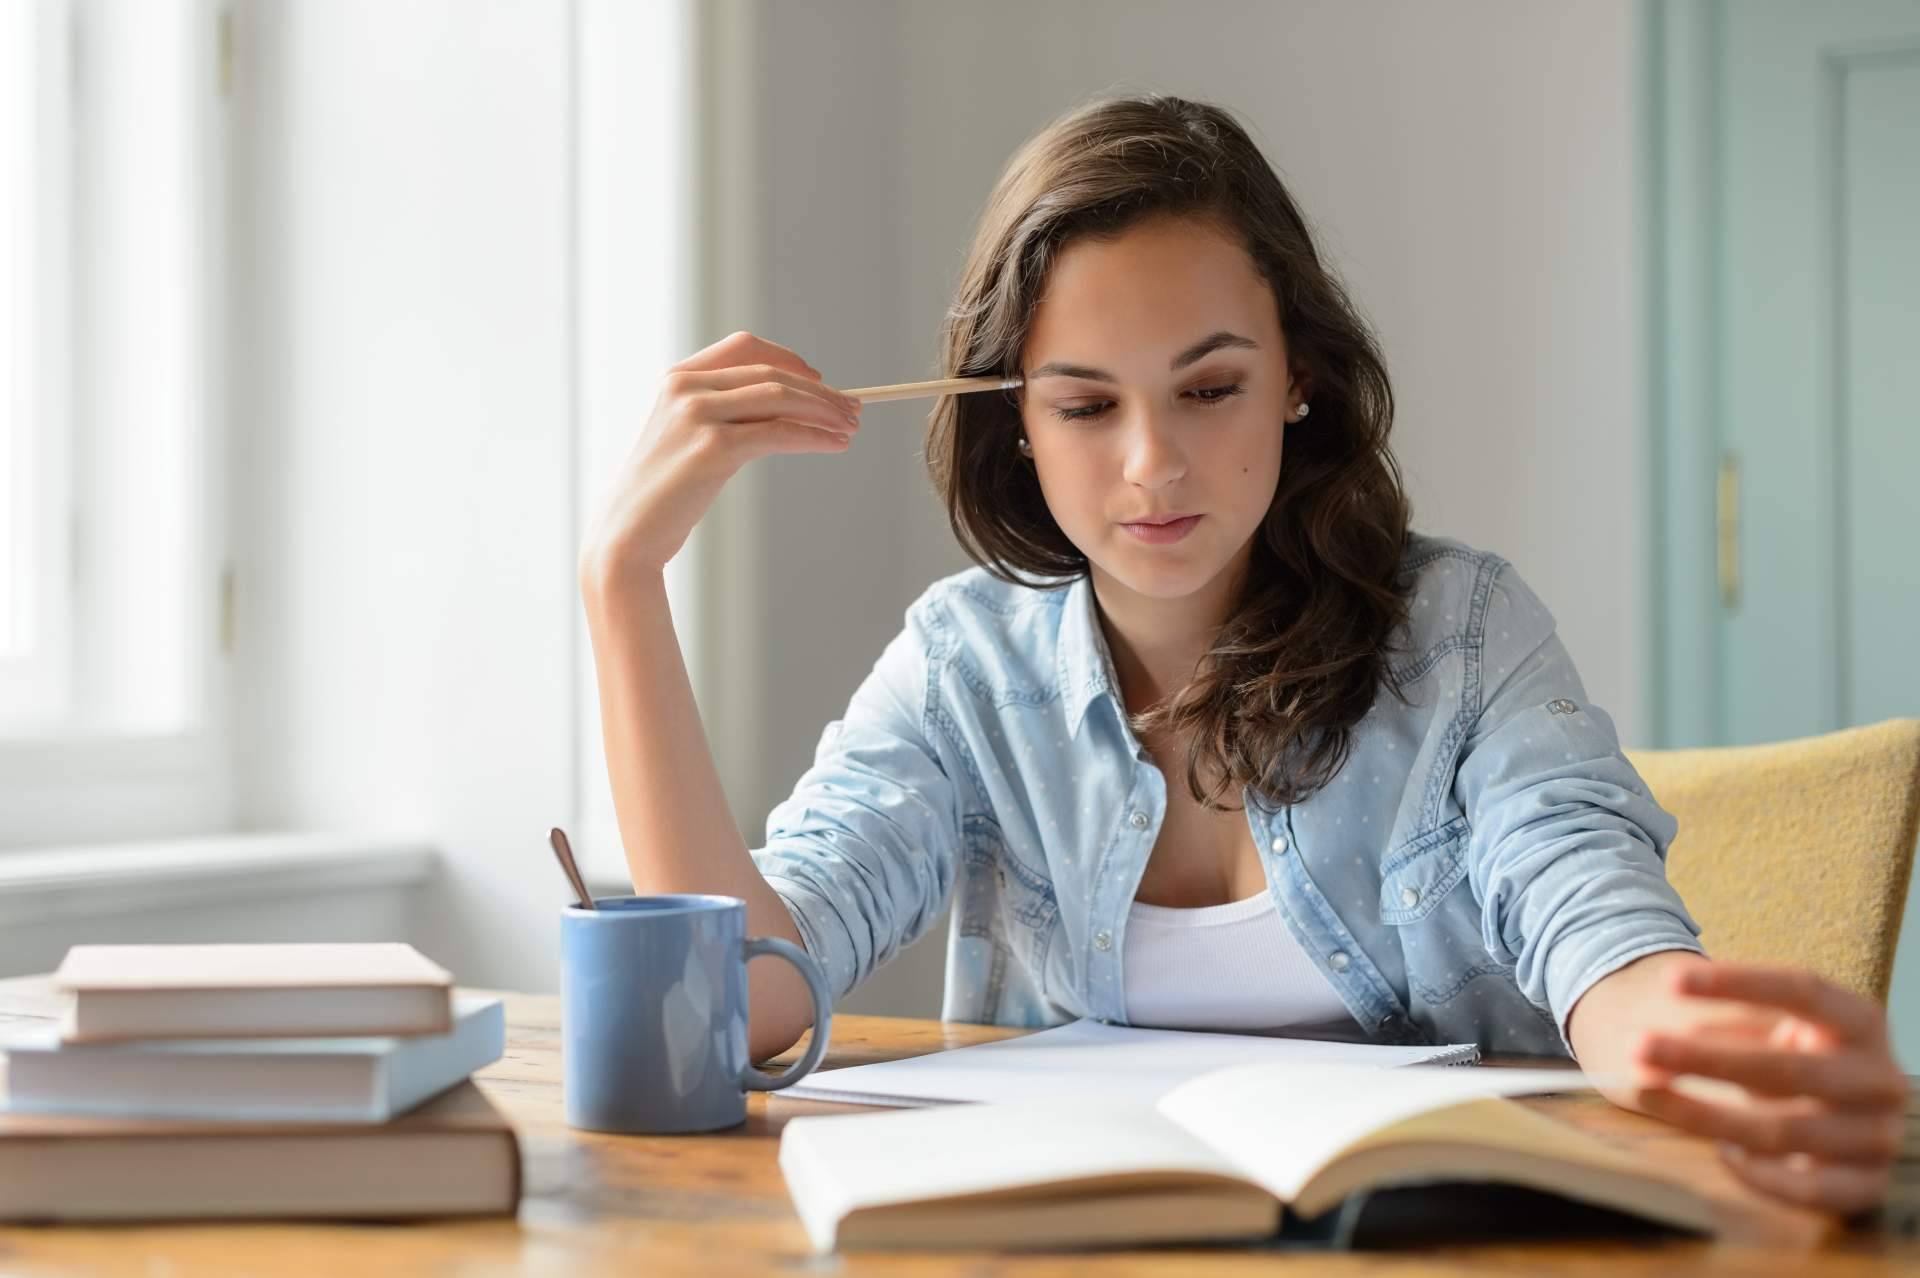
1653, 1, 1920, 1060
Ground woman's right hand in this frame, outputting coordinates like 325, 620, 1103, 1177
578, 330, 862, 590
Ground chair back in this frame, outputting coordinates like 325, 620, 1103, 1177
1626, 719, 1920, 1002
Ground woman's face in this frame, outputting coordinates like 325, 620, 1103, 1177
1018, 214, 1304, 611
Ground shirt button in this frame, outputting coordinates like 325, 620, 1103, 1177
1128, 810, 1149, 830
1400, 887, 1420, 908
1270, 836, 1289, 854
1328, 951, 1351, 972
1094, 930, 1113, 952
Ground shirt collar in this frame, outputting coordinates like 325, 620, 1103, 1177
1055, 573, 1121, 739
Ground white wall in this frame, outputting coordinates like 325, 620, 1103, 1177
214, 0, 1652, 1015
734, 0, 1651, 1017
227, 0, 576, 991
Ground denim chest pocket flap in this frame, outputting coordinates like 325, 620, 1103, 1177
958, 811, 1059, 936
1378, 815, 1470, 925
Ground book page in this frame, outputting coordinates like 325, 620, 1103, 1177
1154, 1063, 1595, 1202
779, 1098, 1248, 1225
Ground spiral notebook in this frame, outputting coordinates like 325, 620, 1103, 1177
776, 1018, 1484, 1109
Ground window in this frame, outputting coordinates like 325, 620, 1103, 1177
0, 0, 228, 848
0, 0, 73, 730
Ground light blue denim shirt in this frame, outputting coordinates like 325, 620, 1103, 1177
751, 533, 1705, 1056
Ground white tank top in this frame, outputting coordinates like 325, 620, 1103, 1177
1121, 889, 1358, 1034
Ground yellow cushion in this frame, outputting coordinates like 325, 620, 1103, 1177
1625, 718, 1920, 1003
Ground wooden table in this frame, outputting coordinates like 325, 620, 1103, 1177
1, 975, 1916, 1275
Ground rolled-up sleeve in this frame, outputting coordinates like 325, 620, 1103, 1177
750, 608, 961, 1004
1455, 563, 1705, 1050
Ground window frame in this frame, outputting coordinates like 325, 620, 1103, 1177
0, 0, 231, 850
0, 0, 75, 730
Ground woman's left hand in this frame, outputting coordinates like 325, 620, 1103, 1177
1625, 961, 1909, 1215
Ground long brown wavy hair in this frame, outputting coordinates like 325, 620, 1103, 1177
926, 93, 1412, 812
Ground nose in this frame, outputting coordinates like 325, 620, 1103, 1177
1119, 409, 1187, 490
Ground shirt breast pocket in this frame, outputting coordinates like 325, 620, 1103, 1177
956, 811, 1060, 956
1378, 815, 1471, 925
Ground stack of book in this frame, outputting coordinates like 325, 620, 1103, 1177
0, 942, 520, 1223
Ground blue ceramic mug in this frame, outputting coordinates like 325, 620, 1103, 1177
561, 894, 833, 1133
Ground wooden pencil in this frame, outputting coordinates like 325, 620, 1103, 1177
840, 375, 1024, 404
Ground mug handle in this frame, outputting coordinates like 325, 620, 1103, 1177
739, 936, 834, 1092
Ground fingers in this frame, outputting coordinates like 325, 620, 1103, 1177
657, 334, 868, 455
1637, 1033, 1910, 1108
1635, 1085, 1907, 1163
1717, 1145, 1893, 1217
656, 362, 861, 463
748, 417, 856, 456
1675, 964, 1886, 1045
662, 363, 861, 451
699, 379, 861, 437
672, 330, 821, 380
691, 365, 861, 418
1648, 1012, 1783, 1048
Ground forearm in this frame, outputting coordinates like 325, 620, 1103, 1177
580, 560, 814, 1061
1565, 949, 1714, 1109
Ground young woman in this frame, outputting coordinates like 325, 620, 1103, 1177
579, 95, 1905, 1214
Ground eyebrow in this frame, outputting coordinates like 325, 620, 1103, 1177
1024, 330, 1259, 384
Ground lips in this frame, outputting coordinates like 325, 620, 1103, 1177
1119, 514, 1202, 545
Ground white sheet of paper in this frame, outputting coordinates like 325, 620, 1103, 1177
775, 1018, 1507, 1109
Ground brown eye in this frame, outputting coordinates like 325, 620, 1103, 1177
1190, 383, 1246, 406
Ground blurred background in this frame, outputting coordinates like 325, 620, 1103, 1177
2, 1, 1915, 1056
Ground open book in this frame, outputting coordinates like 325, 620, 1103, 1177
778, 1061, 1717, 1252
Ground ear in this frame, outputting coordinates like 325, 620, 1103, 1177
1287, 368, 1315, 419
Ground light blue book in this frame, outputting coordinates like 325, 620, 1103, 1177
2, 995, 503, 1122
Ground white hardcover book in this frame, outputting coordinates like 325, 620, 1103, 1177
53, 943, 455, 1042
4, 996, 504, 1122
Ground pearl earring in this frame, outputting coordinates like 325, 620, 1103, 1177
1017, 436, 1033, 456
1295, 403, 1311, 420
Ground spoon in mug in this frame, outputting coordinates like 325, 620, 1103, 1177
548, 827, 596, 911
